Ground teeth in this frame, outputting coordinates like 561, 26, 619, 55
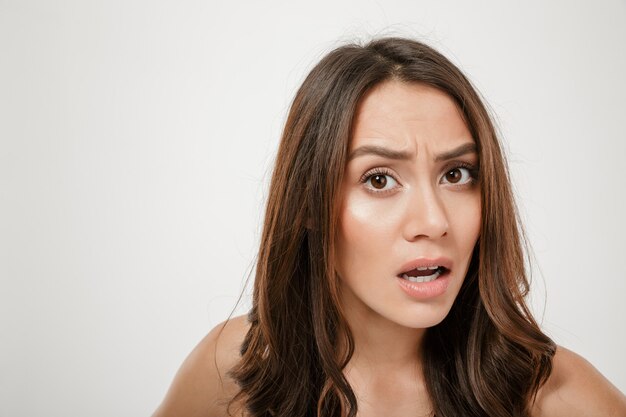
416, 266, 440, 271
401, 269, 442, 283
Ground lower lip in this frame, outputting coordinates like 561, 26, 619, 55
396, 270, 450, 300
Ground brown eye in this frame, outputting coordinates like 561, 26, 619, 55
441, 166, 474, 186
361, 170, 399, 193
371, 174, 387, 189
445, 168, 462, 183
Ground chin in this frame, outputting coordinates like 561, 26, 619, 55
385, 301, 455, 329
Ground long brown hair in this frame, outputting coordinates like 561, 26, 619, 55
228, 37, 556, 417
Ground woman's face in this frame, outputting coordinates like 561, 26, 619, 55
335, 80, 481, 329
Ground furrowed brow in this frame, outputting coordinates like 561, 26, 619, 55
348, 142, 477, 162
433, 142, 477, 162
347, 145, 412, 162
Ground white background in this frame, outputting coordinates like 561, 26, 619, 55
1, 1, 625, 416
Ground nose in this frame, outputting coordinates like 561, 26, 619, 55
402, 183, 449, 241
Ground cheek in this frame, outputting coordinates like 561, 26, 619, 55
336, 193, 402, 275
448, 192, 481, 249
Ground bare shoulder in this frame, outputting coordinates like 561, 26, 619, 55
532, 345, 626, 417
152, 314, 250, 417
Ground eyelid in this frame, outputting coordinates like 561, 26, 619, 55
359, 167, 399, 183
441, 159, 478, 171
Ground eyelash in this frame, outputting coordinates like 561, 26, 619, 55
359, 162, 480, 195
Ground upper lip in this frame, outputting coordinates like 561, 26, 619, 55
397, 257, 453, 276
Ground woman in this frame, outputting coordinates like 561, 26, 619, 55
153, 37, 626, 417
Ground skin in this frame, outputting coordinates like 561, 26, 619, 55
336, 81, 481, 330
335, 80, 481, 415
152, 81, 626, 417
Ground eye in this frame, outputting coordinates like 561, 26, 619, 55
360, 168, 400, 194
440, 164, 477, 186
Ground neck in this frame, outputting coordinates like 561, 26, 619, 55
339, 294, 426, 377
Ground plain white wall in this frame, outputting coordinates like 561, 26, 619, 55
1, 1, 624, 416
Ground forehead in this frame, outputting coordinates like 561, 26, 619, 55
350, 80, 472, 151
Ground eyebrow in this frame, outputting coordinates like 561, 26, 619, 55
347, 141, 477, 162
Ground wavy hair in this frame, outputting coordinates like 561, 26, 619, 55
228, 37, 556, 417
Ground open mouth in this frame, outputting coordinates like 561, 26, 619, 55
397, 266, 449, 283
